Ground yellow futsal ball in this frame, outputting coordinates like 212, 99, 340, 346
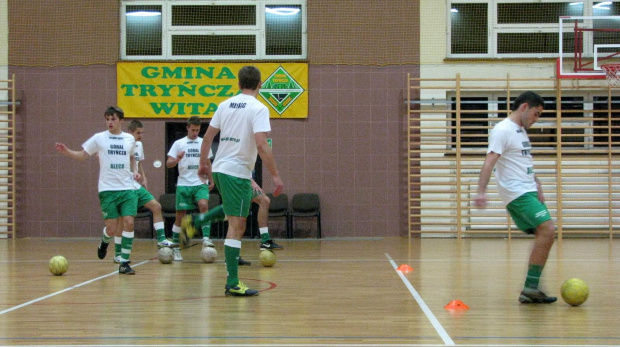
49, 255, 69, 276
561, 278, 589, 306
259, 250, 276, 267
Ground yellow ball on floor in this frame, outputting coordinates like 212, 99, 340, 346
49, 255, 69, 276
259, 250, 276, 267
561, 278, 589, 306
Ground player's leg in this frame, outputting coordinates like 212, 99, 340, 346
118, 190, 138, 274
252, 193, 283, 251
216, 173, 258, 296
140, 191, 176, 247
195, 185, 214, 248
98, 191, 121, 260
113, 217, 124, 264
507, 192, 556, 303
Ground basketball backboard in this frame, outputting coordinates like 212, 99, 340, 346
557, 15, 620, 79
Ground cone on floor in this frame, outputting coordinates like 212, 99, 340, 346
444, 300, 469, 310
397, 264, 413, 273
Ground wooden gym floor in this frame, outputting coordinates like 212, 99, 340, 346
0, 237, 618, 347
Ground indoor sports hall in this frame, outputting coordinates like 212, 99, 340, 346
1, 1, 620, 346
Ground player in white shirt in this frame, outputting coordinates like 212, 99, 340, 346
104, 120, 178, 264
475, 91, 557, 304
166, 116, 214, 261
54, 106, 139, 275
189, 65, 284, 296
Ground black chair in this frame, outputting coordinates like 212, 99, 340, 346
267, 193, 290, 238
289, 193, 321, 238
134, 205, 154, 238
159, 193, 177, 237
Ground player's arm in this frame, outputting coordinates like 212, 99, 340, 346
474, 151, 500, 208
130, 155, 141, 181
255, 131, 284, 197
198, 126, 219, 185
138, 161, 148, 188
54, 142, 90, 161
166, 147, 184, 168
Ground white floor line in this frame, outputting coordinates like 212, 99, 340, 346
0, 260, 150, 316
385, 253, 455, 346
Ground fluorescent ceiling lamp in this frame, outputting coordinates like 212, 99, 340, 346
593, 1, 612, 9
450, 8, 458, 13
569, 2, 582, 5
126, 11, 161, 17
265, 7, 300, 15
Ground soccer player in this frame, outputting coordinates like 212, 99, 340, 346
54, 106, 139, 275
166, 116, 214, 261
190, 65, 284, 296
474, 91, 557, 304
105, 120, 177, 264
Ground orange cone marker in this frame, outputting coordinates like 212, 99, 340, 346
397, 264, 414, 273
444, 300, 469, 310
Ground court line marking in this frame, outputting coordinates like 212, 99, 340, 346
386, 253, 455, 346
0, 260, 150, 316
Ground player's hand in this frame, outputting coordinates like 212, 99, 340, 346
474, 193, 487, 209
176, 151, 185, 161
54, 142, 67, 153
133, 172, 141, 181
271, 176, 284, 197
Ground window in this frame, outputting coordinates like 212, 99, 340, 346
121, 1, 306, 60
593, 96, 620, 146
448, 0, 620, 58
452, 94, 592, 149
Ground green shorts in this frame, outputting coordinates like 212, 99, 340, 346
213, 172, 252, 217
175, 184, 210, 211
506, 191, 551, 234
98, 190, 138, 220
136, 186, 155, 207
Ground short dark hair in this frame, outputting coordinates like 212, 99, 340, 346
511, 91, 545, 112
128, 119, 143, 132
105, 106, 124, 119
187, 116, 201, 127
238, 66, 261, 90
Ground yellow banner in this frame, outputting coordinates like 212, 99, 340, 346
117, 62, 308, 119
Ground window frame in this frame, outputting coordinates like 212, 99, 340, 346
121, 0, 307, 61
448, 92, 619, 151
447, 0, 619, 58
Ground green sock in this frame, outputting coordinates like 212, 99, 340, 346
121, 231, 134, 261
225, 243, 240, 287
115, 237, 122, 257
102, 228, 112, 244
202, 222, 211, 238
259, 227, 270, 243
197, 205, 226, 226
154, 222, 166, 242
172, 225, 181, 243
524, 264, 543, 290
156, 229, 166, 242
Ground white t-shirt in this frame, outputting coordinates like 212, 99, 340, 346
487, 118, 538, 206
132, 141, 144, 189
167, 136, 213, 187
210, 94, 271, 179
82, 131, 136, 192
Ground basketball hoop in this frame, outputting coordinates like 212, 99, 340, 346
601, 64, 620, 87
